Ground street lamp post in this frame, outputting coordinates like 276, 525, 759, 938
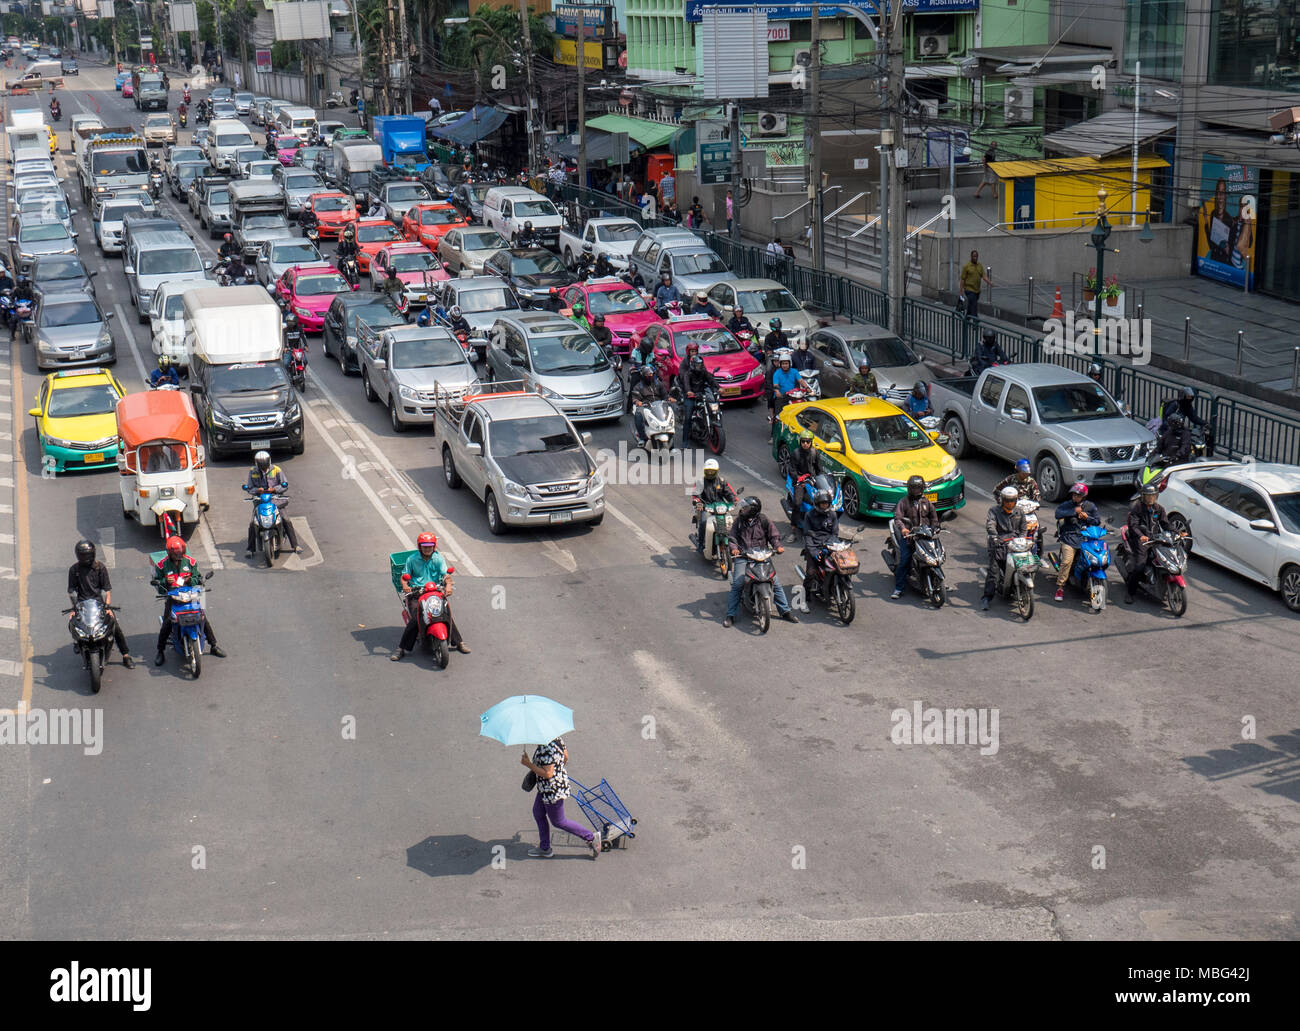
1088, 188, 1114, 333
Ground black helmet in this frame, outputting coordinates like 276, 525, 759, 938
982, 328, 996, 345
689, 354, 704, 372
1167, 412, 1185, 431
814, 489, 832, 507
906, 475, 925, 499
524, 220, 533, 231
739, 495, 762, 519
74, 539, 96, 567
1140, 483, 1159, 498
639, 364, 654, 379
593, 313, 605, 324
769, 318, 782, 330
285, 312, 299, 327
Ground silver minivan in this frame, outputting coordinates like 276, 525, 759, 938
628, 227, 735, 295
124, 230, 210, 322
485, 312, 623, 422
358, 325, 481, 431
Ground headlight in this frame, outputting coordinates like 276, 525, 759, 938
210, 409, 238, 429
864, 473, 906, 487
602, 379, 621, 396
398, 385, 417, 401
1066, 446, 1092, 462
98, 330, 113, 347
1140, 440, 1156, 456
294, 306, 311, 318
501, 478, 528, 499
538, 385, 561, 400
45, 435, 75, 449
286, 402, 302, 423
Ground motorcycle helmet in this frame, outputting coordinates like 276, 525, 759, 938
689, 354, 704, 372
1000, 486, 1020, 503
1166, 412, 1186, 431
702, 459, 719, 479
685, 341, 700, 356
524, 221, 533, 232
1069, 482, 1089, 497
254, 450, 271, 474
1088, 363, 1103, 378
1015, 458, 1031, 475
799, 430, 814, 444
74, 539, 96, 567
593, 313, 605, 326
814, 489, 832, 508
695, 291, 707, 304
1140, 483, 1159, 499
906, 475, 925, 499
572, 301, 585, 316
450, 305, 462, 318
739, 495, 762, 519
158, 355, 172, 369
770, 318, 782, 330
342, 225, 355, 239
165, 535, 185, 560
223, 233, 232, 242
982, 328, 997, 345
734, 306, 745, 317
1181, 385, 1195, 399
285, 313, 299, 328
779, 354, 792, 368
857, 359, 871, 373
639, 364, 655, 380
416, 531, 437, 552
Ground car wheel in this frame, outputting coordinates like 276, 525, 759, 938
1280, 564, 1300, 613
442, 447, 461, 489
1036, 455, 1065, 503
485, 491, 507, 536
942, 415, 968, 458
841, 479, 862, 518
362, 368, 377, 402
389, 398, 405, 433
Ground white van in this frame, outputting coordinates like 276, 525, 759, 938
208, 118, 256, 173
124, 230, 210, 323
275, 106, 318, 143
483, 186, 563, 250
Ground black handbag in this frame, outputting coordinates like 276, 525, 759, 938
521, 770, 537, 792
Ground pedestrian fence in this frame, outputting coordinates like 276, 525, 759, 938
544, 183, 1300, 466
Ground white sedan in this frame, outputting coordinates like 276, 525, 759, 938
1160, 460, 1300, 611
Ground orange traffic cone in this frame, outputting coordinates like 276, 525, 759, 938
1050, 287, 1064, 319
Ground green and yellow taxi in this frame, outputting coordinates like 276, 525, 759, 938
28, 368, 126, 474
772, 395, 966, 518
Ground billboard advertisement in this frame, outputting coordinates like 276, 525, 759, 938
1196, 155, 1257, 290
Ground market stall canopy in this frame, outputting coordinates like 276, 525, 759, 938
585, 113, 680, 151
549, 131, 644, 162
429, 104, 510, 146
1043, 111, 1176, 160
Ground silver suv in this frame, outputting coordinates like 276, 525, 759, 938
358, 324, 481, 432
484, 311, 623, 422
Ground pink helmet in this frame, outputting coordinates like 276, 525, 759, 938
1069, 482, 1089, 497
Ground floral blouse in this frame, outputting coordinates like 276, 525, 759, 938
533, 738, 570, 804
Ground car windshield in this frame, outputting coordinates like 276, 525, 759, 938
42, 301, 101, 327
214, 362, 288, 392
467, 184, 490, 202
514, 200, 557, 218
235, 93, 253, 104
296, 273, 350, 295
679, 327, 741, 354
102, 201, 147, 221
512, 253, 564, 275
20, 224, 69, 242
1033, 383, 1120, 422
271, 242, 320, 264
490, 415, 581, 458
358, 223, 403, 243
529, 332, 609, 374
420, 207, 460, 225
596, 224, 640, 243
216, 133, 254, 147
176, 163, 205, 180
277, 138, 302, 151
844, 413, 933, 454
138, 248, 202, 275
390, 336, 464, 369
847, 336, 918, 368
386, 184, 430, 203
249, 162, 277, 176
209, 189, 229, 205
170, 148, 203, 164
463, 230, 505, 250
162, 294, 187, 319
455, 287, 516, 313
738, 287, 798, 313
314, 196, 353, 213
144, 115, 171, 127
1270, 491, 1300, 534
236, 147, 263, 163
675, 252, 729, 275
91, 150, 149, 175
585, 288, 648, 316
48, 383, 119, 418
284, 174, 319, 189
350, 304, 402, 330
36, 258, 85, 280
244, 215, 287, 229
389, 251, 439, 273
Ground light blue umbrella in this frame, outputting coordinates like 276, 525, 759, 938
479, 695, 574, 747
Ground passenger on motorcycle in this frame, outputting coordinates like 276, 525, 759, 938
1052, 481, 1099, 602
676, 351, 719, 447
68, 540, 134, 667
1156, 411, 1192, 465
244, 451, 300, 556
1123, 484, 1173, 603
723, 496, 799, 628
689, 291, 711, 316
391, 532, 469, 659
336, 225, 358, 261
764, 319, 789, 357
629, 364, 669, 446
693, 459, 738, 553
152, 536, 225, 664
994, 458, 1041, 502
980, 486, 1029, 610
727, 306, 754, 337
847, 359, 878, 397
446, 304, 472, 338
971, 328, 1010, 376
791, 338, 815, 372
890, 475, 940, 599
149, 356, 181, 388
1157, 388, 1214, 454
627, 333, 656, 377
903, 381, 933, 418
592, 253, 616, 278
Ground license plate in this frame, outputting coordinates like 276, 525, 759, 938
722, 386, 740, 397
925, 492, 938, 502
549, 512, 573, 524
84, 452, 104, 463
250, 439, 271, 450
70, 352, 85, 361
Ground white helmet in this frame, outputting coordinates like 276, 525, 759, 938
999, 485, 1019, 502
450, 304, 462, 317
702, 459, 720, 478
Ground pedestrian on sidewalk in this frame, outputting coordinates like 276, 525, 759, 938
522, 738, 600, 859
688, 196, 707, 229
960, 250, 992, 317
973, 141, 999, 200
726, 189, 734, 233
765, 235, 787, 276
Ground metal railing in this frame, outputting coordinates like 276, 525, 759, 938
823, 190, 867, 222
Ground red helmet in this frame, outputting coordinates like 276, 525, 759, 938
416, 532, 437, 550
685, 341, 700, 355
165, 535, 185, 558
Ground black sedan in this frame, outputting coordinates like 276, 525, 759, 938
321, 291, 406, 374
481, 248, 574, 308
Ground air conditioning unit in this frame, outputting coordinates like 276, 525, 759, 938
919, 98, 940, 119
1004, 86, 1034, 124
793, 49, 812, 69
918, 35, 949, 58
757, 111, 788, 135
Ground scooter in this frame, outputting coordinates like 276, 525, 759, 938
783, 368, 822, 403
401, 572, 456, 669
1114, 524, 1191, 617
183, 88, 192, 104
1017, 497, 1044, 557
1136, 426, 1208, 492
49, 100, 61, 122
636, 398, 676, 452
800, 536, 860, 624
780, 471, 842, 533
245, 489, 289, 567
148, 166, 163, 199
996, 533, 1039, 620
213, 259, 249, 286
678, 386, 726, 455
63, 597, 119, 693
1053, 522, 1111, 613
739, 547, 778, 634
337, 254, 360, 287
882, 523, 950, 607
694, 496, 737, 577
178, 108, 188, 128
159, 570, 213, 678
734, 328, 761, 364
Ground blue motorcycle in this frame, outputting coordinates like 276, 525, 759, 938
160, 575, 212, 678
780, 471, 842, 532
1058, 522, 1111, 612
246, 488, 289, 567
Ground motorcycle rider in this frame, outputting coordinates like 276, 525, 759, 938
627, 332, 656, 378
217, 232, 240, 263
244, 451, 301, 556
654, 272, 682, 311
1161, 386, 1213, 453
177, 100, 188, 125
724, 496, 799, 628
791, 338, 815, 373
903, 381, 933, 418
847, 359, 878, 397
391, 532, 469, 659
49, 97, 61, 120
588, 312, 613, 354
676, 351, 719, 447
787, 429, 824, 529
152, 536, 225, 664
1156, 411, 1193, 465
692, 459, 738, 554
1124, 483, 1173, 603
771, 352, 801, 434
592, 252, 616, 278
149, 356, 181, 389
971, 328, 1011, 376
689, 291, 711, 315
890, 475, 940, 599
629, 364, 668, 446
516, 220, 541, 247
764, 318, 789, 355
728, 305, 755, 337
446, 303, 472, 338
1052, 482, 1099, 602
994, 458, 1041, 503
801, 488, 841, 566
980, 485, 1029, 610
282, 312, 306, 375
336, 224, 358, 261
67, 540, 134, 668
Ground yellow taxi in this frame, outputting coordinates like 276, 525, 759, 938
772, 395, 966, 518
47, 124, 58, 153
28, 368, 125, 474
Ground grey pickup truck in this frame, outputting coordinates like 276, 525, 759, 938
928, 363, 1156, 502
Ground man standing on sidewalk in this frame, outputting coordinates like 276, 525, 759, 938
960, 250, 992, 317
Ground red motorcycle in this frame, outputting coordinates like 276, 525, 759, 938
402, 572, 456, 669
287, 344, 307, 393
183, 88, 191, 104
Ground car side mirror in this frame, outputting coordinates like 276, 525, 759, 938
1249, 518, 1277, 533
89, 270, 99, 278
580, 431, 593, 445
104, 311, 116, 321
372, 358, 386, 369
203, 260, 213, 270
465, 442, 482, 457
124, 265, 135, 275
829, 358, 845, 369
1009, 407, 1029, 423
824, 441, 844, 454
28, 407, 40, 418
6, 237, 14, 245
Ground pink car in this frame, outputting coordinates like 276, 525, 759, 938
561, 279, 662, 357
369, 243, 450, 306
275, 137, 304, 165
646, 315, 765, 402
276, 264, 357, 332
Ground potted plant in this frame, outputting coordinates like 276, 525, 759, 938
1102, 274, 1121, 307
1083, 267, 1098, 302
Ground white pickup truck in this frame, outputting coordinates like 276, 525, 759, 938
558, 215, 642, 270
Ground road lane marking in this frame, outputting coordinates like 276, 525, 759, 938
967, 483, 993, 500
113, 303, 152, 385
604, 501, 666, 554
283, 517, 322, 570
541, 539, 577, 573
725, 457, 781, 491
0, 615, 16, 630
8, 316, 32, 714
0, 659, 21, 677
195, 513, 225, 570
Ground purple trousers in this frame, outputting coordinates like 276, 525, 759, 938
533, 792, 593, 851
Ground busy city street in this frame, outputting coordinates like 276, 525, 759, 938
1, 58, 1298, 946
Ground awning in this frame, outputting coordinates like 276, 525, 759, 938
430, 104, 509, 146
989, 154, 1169, 179
1043, 111, 1176, 160
585, 114, 680, 150
548, 131, 643, 163
970, 43, 1113, 73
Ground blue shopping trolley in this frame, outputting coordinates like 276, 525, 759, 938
569, 778, 637, 852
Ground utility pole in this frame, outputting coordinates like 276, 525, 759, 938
517, 0, 539, 172
577, 7, 587, 188
809, 4, 824, 269
886, 0, 906, 333
1130, 59, 1140, 226
396, 0, 413, 114
348, 0, 364, 111
381, 0, 394, 115
1089, 188, 1113, 332
730, 102, 741, 241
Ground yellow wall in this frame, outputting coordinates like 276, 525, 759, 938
1001, 170, 1157, 230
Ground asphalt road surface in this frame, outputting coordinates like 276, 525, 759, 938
1, 64, 1297, 941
